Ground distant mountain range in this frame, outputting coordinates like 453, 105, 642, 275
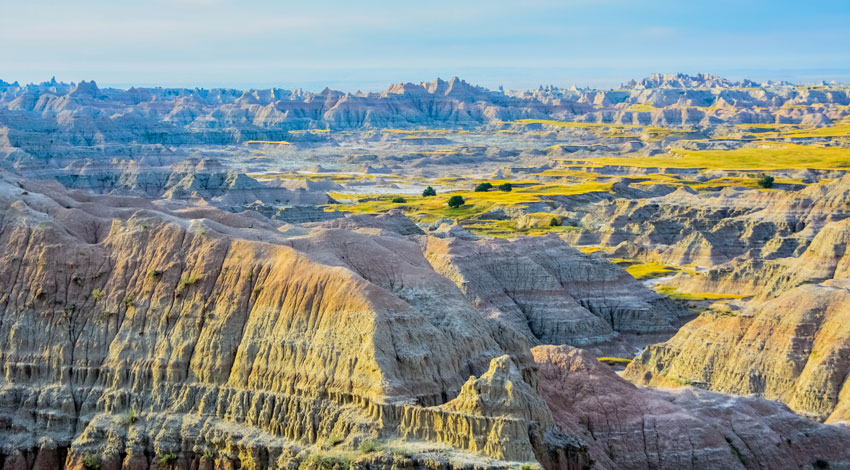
0, 73, 848, 168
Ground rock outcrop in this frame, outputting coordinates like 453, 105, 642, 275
0, 172, 584, 469
534, 344, 850, 470
423, 234, 689, 348
625, 277, 850, 423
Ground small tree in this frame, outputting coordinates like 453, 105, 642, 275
498, 183, 513, 192
549, 217, 560, 227
391, 196, 406, 203
422, 186, 436, 197
474, 182, 492, 192
757, 174, 774, 188
447, 195, 465, 208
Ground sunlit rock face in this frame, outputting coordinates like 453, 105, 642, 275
0, 171, 595, 469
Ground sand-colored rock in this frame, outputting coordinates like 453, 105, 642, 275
625, 278, 850, 423
0, 172, 583, 469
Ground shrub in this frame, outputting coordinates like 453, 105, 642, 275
498, 182, 512, 192
327, 432, 344, 446
474, 182, 492, 192
83, 454, 101, 469
757, 174, 775, 188
202, 448, 216, 460
177, 275, 200, 293
147, 269, 162, 280
359, 439, 382, 454
157, 453, 177, 465
123, 296, 134, 309
422, 186, 436, 197
391, 196, 406, 203
123, 408, 139, 425
91, 289, 105, 302
447, 195, 465, 208
299, 454, 351, 470
549, 217, 560, 227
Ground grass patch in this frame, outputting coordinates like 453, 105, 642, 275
655, 286, 750, 301
572, 143, 850, 170
598, 357, 633, 366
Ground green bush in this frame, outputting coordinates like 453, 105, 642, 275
157, 453, 177, 465
299, 454, 351, 470
549, 217, 560, 227
91, 289, 105, 302
82, 454, 101, 470
447, 195, 465, 208
757, 174, 775, 188
422, 186, 436, 197
498, 183, 513, 192
359, 439, 383, 454
391, 196, 406, 203
474, 182, 492, 192
123, 408, 139, 425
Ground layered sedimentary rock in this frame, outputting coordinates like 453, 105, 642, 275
534, 345, 850, 470
625, 277, 850, 423
423, 235, 688, 347
0, 172, 582, 469
563, 175, 850, 273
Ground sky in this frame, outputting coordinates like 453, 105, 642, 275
1, 0, 849, 91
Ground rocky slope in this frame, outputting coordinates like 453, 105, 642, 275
625, 277, 850, 423
423, 234, 689, 349
535, 345, 850, 470
2, 170, 850, 469
0, 171, 586, 469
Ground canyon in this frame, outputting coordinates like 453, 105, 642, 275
0, 74, 849, 469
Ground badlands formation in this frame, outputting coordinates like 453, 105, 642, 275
0, 73, 850, 469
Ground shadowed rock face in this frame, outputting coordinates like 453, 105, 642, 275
533, 345, 850, 470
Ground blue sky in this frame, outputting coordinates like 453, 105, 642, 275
1, 0, 849, 91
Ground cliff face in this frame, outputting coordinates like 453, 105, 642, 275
0, 173, 584, 469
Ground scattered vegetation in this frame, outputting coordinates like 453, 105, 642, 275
91, 289, 105, 302
123, 295, 134, 309
202, 448, 217, 460
447, 195, 465, 208
422, 186, 436, 197
147, 269, 162, 280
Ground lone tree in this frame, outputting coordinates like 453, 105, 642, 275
474, 182, 493, 192
422, 186, 437, 197
549, 217, 560, 227
498, 183, 513, 192
447, 195, 465, 208
757, 174, 775, 188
